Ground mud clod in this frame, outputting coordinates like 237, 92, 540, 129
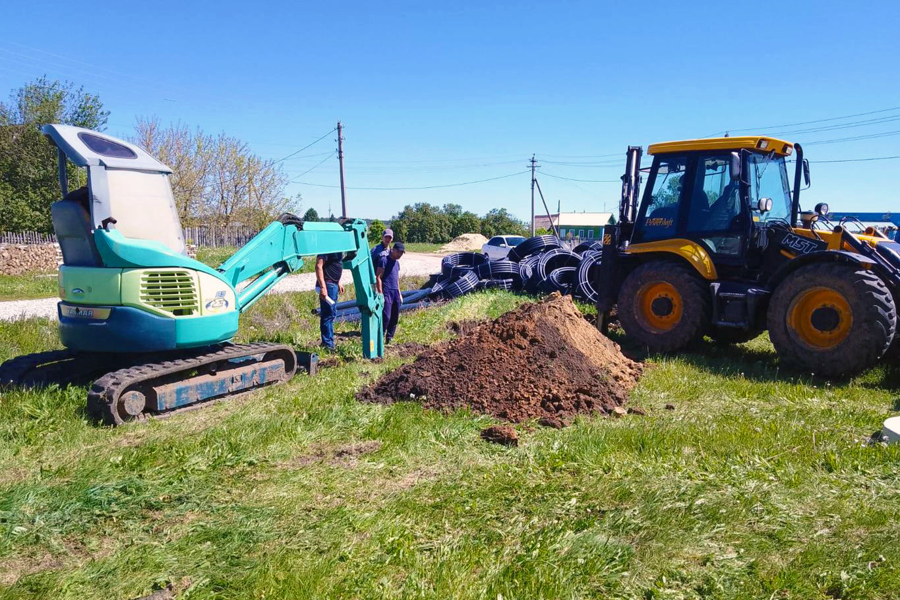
481, 425, 519, 446
358, 294, 642, 425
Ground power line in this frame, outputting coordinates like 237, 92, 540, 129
713, 104, 900, 136
289, 151, 336, 181
765, 115, 900, 137
812, 155, 900, 163
271, 128, 337, 164
294, 170, 529, 191
540, 171, 620, 183
804, 129, 900, 145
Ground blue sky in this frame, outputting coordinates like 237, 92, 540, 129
2, 0, 898, 222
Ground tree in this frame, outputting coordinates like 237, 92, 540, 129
134, 119, 289, 228
368, 218, 385, 242
132, 117, 213, 225
389, 203, 452, 243
450, 211, 481, 237
303, 207, 319, 222
0, 77, 108, 232
481, 208, 527, 238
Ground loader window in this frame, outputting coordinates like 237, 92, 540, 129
748, 153, 791, 224
685, 155, 744, 256
634, 156, 686, 242
687, 156, 741, 233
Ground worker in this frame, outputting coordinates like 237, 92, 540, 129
376, 241, 405, 344
315, 252, 344, 350
371, 228, 393, 264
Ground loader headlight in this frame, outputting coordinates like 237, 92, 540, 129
757, 197, 773, 213
757, 139, 769, 150
815, 202, 829, 216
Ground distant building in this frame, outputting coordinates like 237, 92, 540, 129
533, 212, 615, 241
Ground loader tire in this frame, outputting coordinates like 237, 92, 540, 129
618, 261, 711, 352
767, 263, 896, 377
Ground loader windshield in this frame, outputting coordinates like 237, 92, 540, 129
748, 153, 791, 224
105, 169, 186, 254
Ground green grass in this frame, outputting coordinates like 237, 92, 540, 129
2, 288, 900, 598
0, 273, 58, 301
395, 242, 445, 253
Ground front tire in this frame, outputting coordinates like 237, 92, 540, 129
767, 263, 896, 377
618, 261, 711, 352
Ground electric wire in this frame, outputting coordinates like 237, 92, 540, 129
294, 170, 529, 190
289, 151, 336, 182
539, 171, 620, 183
712, 104, 900, 136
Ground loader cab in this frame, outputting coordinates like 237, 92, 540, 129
42, 124, 187, 266
630, 136, 796, 275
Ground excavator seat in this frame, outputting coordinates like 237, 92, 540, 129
51, 187, 101, 267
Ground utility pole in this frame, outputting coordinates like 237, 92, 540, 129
337, 121, 347, 218
529, 154, 538, 235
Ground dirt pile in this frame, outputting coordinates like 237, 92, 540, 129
358, 294, 642, 424
439, 233, 488, 253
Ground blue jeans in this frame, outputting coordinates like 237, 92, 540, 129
318, 282, 339, 349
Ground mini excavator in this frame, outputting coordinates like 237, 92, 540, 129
0, 125, 384, 424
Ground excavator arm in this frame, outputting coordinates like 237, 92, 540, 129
217, 217, 384, 359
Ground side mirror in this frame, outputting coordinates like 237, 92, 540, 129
500, 243, 507, 248
757, 197, 773, 213
814, 202, 829, 216
730, 152, 742, 182
803, 159, 811, 187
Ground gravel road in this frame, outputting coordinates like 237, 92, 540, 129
0, 252, 444, 322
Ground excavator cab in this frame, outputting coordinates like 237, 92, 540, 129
597, 136, 900, 377
45, 125, 187, 264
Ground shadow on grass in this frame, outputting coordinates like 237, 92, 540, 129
607, 329, 900, 391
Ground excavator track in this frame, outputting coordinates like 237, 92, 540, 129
85, 343, 301, 426
0, 349, 123, 389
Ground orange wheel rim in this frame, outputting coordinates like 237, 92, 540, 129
788, 287, 852, 349
635, 281, 683, 333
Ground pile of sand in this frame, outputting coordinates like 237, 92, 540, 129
358, 294, 642, 425
439, 233, 489, 253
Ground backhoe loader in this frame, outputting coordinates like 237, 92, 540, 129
596, 136, 900, 377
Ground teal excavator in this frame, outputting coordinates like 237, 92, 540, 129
0, 125, 384, 424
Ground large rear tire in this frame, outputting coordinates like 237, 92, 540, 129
767, 263, 896, 377
618, 261, 711, 352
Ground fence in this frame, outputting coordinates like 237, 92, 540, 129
1, 226, 261, 249
0, 231, 57, 244
182, 226, 259, 248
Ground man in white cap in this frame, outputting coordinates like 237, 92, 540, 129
370, 228, 393, 264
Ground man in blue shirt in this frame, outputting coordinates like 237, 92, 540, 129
315, 252, 344, 350
370, 228, 393, 264
376, 242, 405, 344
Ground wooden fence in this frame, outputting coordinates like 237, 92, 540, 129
0, 231, 57, 244
182, 226, 259, 248
1, 226, 261, 248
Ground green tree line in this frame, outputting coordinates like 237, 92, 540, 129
386, 203, 528, 243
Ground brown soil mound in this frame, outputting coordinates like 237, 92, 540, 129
358, 294, 642, 424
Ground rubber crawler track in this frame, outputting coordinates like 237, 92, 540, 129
86, 342, 298, 426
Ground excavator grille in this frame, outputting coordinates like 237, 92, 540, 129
139, 271, 199, 316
